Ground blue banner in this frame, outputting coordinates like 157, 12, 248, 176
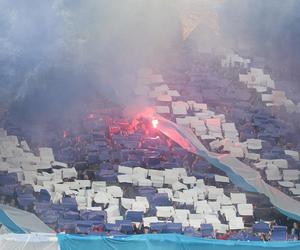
58, 234, 300, 250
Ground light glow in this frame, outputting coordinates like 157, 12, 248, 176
152, 119, 159, 129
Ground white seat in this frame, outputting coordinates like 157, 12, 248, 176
217, 194, 232, 205
121, 198, 135, 210
178, 192, 195, 205
204, 214, 221, 229
36, 175, 52, 186
284, 150, 299, 161
289, 188, 300, 195
157, 94, 172, 102
106, 186, 123, 198
182, 176, 196, 185
246, 139, 262, 150
78, 180, 91, 189
278, 181, 294, 188
132, 201, 148, 213
164, 175, 179, 185
173, 218, 190, 227
51, 192, 62, 204
265, 168, 282, 181
244, 152, 260, 161
189, 214, 204, 220
237, 204, 253, 216
148, 169, 164, 177
272, 159, 288, 169
118, 174, 133, 184
143, 217, 158, 227
156, 206, 174, 218
172, 182, 188, 191
196, 179, 205, 188
92, 181, 106, 191
42, 181, 54, 192
154, 84, 169, 93
67, 180, 81, 190
22, 162, 38, 171
155, 106, 170, 114
182, 189, 199, 200
132, 174, 145, 185
39, 147, 55, 162
22, 171, 37, 185
94, 192, 112, 204
230, 193, 247, 204
174, 209, 190, 220
217, 224, 229, 234
221, 206, 236, 221
152, 180, 164, 188
133, 167, 148, 178
195, 202, 212, 215
51, 161, 68, 168
208, 201, 221, 212
157, 188, 173, 199
32, 185, 44, 192
109, 198, 119, 206
150, 175, 164, 183
0, 161, 10, 171
54, 183, 70, 193
105, 205, 120, 217
172, 101, 188, 115
214, 175, 229, 183
62, 168, 77, 179
229, 217, 244, 230
137, 178, 152, 187
192, 103, 207, 111
207, 187, 224, 200
167, 90, 180, 97
189, 219, 205, 229
283, 170, 300, 181
118, 165, 133, 174
107, 216, 123, 224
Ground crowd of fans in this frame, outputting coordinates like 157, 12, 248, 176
0, 48, 300, 241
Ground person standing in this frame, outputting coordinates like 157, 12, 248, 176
291, 222, 299, 240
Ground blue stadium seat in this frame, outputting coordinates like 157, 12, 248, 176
104, 223, 119, 232
164, 223, 182, 234
126, 211, 143, 223
200, 224, 214, 238
271, 226, 287, 241
150, 222, 166, 233
152, 193, 172, 206
64, 211, 80, 220
253, 222, 269, 234
116, 220, 133, 234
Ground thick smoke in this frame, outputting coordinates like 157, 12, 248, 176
0, 0, 182, 120
219, 0, 300, 79
1, 0, 299, 122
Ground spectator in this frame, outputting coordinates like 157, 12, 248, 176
260, 233, 269, 241
133, 224, 139, 234
144, 227, 150, 234
291, 222, 299, 240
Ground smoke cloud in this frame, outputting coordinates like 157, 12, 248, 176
219, 0, 300, 79
0, 0, 182, 120
1, 0, 299, 123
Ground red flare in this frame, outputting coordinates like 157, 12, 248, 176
152, 119, 159, 129
63, 130, 68, 138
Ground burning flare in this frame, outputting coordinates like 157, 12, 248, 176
152, 119, 159, 128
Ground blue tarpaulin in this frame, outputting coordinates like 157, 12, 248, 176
58, 234, 300, 250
